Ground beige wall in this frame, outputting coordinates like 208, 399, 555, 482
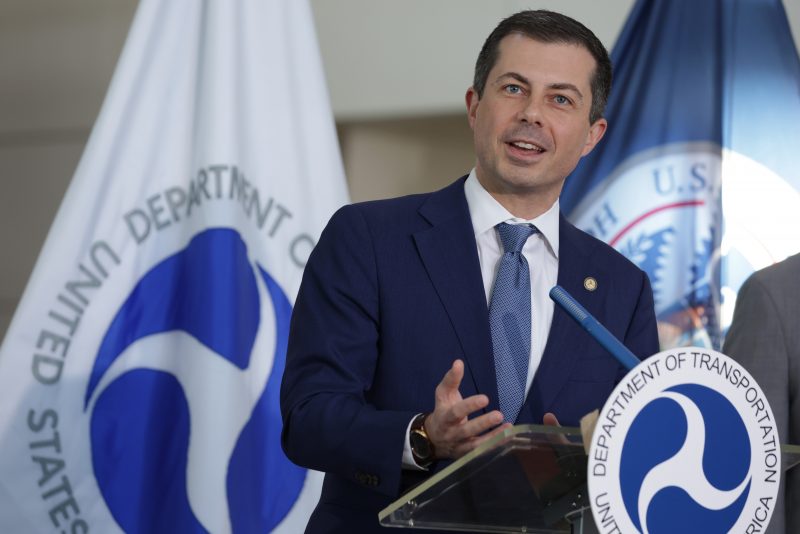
313, 0, 638, 120
340, 116, 474, 203
2, 1, 800, 338
0, 0, 138, 337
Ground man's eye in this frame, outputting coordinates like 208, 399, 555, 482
554, 95, 571, 105
505, 84, 523, 95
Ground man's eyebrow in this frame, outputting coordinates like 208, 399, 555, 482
548, 83, 584, 101
494, 71, 531, 86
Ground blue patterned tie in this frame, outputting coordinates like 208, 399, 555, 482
490, 222, 537, 423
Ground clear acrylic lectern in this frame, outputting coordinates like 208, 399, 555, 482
379, 424, 800, 534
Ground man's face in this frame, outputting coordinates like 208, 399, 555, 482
466, 34, 607, 213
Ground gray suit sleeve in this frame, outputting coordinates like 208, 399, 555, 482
725, 274, 790, 439
724, 269, 794, 534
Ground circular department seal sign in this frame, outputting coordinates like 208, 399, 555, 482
587, 348, 780, 534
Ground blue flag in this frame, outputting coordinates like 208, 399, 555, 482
563, 0, 800, 350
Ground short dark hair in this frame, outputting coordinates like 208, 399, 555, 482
473, 10, 612, 124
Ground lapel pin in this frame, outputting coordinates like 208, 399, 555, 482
584, 277, 598, 291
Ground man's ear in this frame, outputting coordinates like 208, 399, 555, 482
465, 87, 479, 130
581, 117, 608, 157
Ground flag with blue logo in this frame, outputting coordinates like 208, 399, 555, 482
0, 0, 348, 532
563, 0, 800, 350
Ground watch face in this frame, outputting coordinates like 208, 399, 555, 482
410, 431, 431, 459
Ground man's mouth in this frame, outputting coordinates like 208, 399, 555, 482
509, 140, 545, 152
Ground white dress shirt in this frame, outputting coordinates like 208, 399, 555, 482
463, 170, 559, 393
403, 170, 560, 469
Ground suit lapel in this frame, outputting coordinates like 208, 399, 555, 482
413, 179, 498, 411
525, 216, 606, 420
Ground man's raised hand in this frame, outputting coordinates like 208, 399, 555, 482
424, 359, 511, 459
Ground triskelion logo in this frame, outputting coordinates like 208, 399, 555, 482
83, 228, 304, 533
588, 348, 780, 533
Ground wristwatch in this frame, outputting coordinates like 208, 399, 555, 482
410, 413, 436, 468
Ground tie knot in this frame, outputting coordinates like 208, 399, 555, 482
496, 222, 536, 254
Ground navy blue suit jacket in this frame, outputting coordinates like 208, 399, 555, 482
280, 177, 658, 533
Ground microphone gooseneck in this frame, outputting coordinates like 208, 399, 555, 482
549, 285, 640, 371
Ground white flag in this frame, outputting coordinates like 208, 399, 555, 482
0, 0, 347, 532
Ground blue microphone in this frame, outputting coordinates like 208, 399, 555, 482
549, 285, 640, 371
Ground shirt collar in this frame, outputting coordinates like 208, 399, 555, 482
464, 169, 560, 258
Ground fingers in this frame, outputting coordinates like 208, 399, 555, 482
543, 412, 561, 427
439, 393, 489, 425
427, 406, 505, 459
438, 405, 502, 439
427, 394, 494, 440
427, 359, 511, 460
455, 408, 504, 437
543, 412, 570, 445
449, 421, 513, 458
435, 359, 464, 402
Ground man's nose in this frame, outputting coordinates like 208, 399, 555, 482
516, 96, 544, 126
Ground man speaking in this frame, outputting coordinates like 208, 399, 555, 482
280, 10, 659, 533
